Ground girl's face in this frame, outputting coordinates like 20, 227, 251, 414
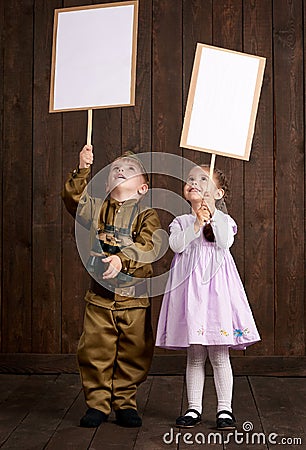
184, 166, 224, 205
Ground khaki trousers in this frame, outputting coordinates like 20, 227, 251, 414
77, 302, 154, 415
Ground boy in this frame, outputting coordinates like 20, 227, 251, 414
62, 145, 162, 428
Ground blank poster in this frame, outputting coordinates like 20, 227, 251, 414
49, 1, 138, 112
181, 44, 266, 160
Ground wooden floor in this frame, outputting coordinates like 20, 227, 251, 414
0, 374, 305, 450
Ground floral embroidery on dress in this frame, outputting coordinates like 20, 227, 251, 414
234, 328, 249, 338
220, 329, 229, 336
197, 326, 205, 336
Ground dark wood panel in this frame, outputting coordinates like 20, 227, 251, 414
0, 0, 4, 352
32, 0, 63, 353
304, 0, 306, 357
133, 376, 184, 450
151, 0, 183, 345
182, 0, 212, 167
152, 0, 183, 156
61, 107, 92, 354
0, 354, 78, 374
2, 0, 34, 352
59, 0, 94, 354
0, 374, 80, 450
122, 0, 152, 154
90, 2, 123, 169
243, 1, 274, 356
224, 377, 266, 450
92, 0, 124, 168
152, 354, 306, 377
250, 377, 306, 441
91, 378, 153, 449
0, 354, 305, 377
181, 0, 212, 266
213, 0, 245, 359
212, 0, 245, 281
0, 374, 304, 449
273, 0, 305, 355
44, 391, 96, 450
0, 0, 305, 363
92, 110, 122, 170
0, 374, 57, 446
0, 375, 29, 404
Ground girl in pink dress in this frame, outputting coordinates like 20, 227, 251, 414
155, 165, 260, 430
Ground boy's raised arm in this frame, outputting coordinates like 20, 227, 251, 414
61, 167, 91, 217
61, 145, 93, 217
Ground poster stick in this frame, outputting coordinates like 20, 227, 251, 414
209, 153, 216, 179
87, 109, 93, 146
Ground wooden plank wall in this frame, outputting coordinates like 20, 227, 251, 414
0, 0, 305, 369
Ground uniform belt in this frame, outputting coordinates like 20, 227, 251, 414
101, 243, 121, 255
91, 278, 147, 299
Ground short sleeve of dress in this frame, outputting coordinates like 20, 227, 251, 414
229, 216, 238, 235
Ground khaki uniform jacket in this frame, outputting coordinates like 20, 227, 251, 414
62, 167, 162, 310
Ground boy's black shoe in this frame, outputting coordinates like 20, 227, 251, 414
115, 408, 142, 427
216, 410, 236, 430
175, 409, 202, 428
80, 408, 108, 428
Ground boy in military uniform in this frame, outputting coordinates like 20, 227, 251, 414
62, 145, 162, 428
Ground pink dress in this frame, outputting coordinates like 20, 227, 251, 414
155, 211, 260, 350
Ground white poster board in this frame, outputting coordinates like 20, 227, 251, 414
180, 44, 266, 161
49, 1, 138, 112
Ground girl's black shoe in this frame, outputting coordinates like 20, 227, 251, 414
216, 410, 236, 430
176, 409, 201, 428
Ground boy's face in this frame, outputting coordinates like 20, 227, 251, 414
106, 157, 148, 199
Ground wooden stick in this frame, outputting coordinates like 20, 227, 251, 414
209, 153, 216, 179
87, 109, 93, 146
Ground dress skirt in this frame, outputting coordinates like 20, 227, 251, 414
155, 214, 260, 351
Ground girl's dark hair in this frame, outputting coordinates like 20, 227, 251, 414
199, 165, 230, 242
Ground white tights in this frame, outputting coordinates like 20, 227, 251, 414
186, 345, 233, 415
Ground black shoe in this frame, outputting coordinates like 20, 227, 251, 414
80, 408, 108, 428
216, 410, 236, 430
115, 408, 142, 427
176, 409, 201, 428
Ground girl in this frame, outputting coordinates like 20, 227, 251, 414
155, 165, 260, 430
